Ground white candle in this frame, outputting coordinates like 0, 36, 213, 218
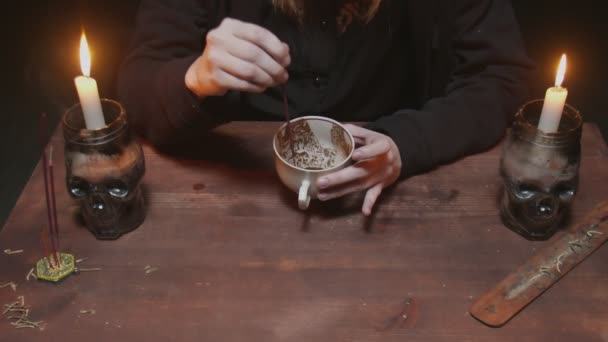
74, 33, 106, 130
538, 54, 568, 133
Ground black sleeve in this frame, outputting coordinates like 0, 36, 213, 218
117, 0, 228, 147
367, 0, 533, 178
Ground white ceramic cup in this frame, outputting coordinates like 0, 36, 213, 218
273, 116, 355, 210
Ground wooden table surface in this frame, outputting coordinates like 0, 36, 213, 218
1, 122, 607, 342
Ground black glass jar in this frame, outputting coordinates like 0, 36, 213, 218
500, 99, 583, 240
62, 99, 146, 240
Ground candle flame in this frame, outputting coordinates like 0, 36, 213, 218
555, 54, 567, 87
79, 33, 91, 77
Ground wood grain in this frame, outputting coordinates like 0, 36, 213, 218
469, 201, 608, 327
1, 122, 607, 342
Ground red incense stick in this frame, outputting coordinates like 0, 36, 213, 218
281, 85, 296, 162
39, 226, 52, 267
40, 113, 59, 267
48, 146, 61, 265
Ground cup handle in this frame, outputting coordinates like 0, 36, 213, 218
298, 180, 311, 210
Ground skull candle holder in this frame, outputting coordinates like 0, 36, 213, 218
500, 99, 583, 240
63, 99, 146, 240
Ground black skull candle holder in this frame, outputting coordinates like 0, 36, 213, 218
500, 99, 583, 240
62, 99, 146, 240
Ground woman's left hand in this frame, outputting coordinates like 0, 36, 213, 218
316, 124, 402, 215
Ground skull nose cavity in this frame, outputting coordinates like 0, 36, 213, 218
92, 202, 105, 211
537, 197, 555, 217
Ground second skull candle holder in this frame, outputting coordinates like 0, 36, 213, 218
499, 99, 583, 240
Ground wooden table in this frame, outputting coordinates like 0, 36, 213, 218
1, 122, 607, 341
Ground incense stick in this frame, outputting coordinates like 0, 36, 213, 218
40, 113, 59, 268
39, 226, 52, 268
48, 146, 61, 264
281, 85, 296, 162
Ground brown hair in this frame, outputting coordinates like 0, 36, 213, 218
272, 0, 382, 30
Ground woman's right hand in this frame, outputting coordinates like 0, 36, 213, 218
185, 18, 291, 98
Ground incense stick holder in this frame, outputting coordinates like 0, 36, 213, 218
35, 253, 75, 282
62, 99, 146, 240
499, 99, 583, 240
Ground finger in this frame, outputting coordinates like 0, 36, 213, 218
362, 183, 383, 216
343, 124, 374, 139
215, 51, 275, 87
211, 68, 266, 93
352, 138, 391, 161
352, 136, 366, 147
225, 38, 288, 83
227, 19, 291, 66
317, 161, 378, 189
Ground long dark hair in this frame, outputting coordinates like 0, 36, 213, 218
272, 0, 382, 30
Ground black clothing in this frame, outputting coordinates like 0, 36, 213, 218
118, 0, 532, 177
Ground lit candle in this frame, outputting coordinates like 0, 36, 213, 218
537, 54, 568, 133
74, 33, 106, 130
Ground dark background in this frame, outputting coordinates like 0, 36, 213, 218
1, 0, 606, 228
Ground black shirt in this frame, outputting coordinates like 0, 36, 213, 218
242, 1, 415, 122
118, 0, 532, 177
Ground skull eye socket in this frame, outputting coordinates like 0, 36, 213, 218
107, 181, 129, 198
69, 178, 89, 198
554, 183, 576, 202
514, 183, 538, 200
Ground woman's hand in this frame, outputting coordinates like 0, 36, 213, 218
316, 124, 402, 215
185, 18, 291, 97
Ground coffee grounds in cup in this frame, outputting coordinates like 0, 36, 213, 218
280, 121, 337, 169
